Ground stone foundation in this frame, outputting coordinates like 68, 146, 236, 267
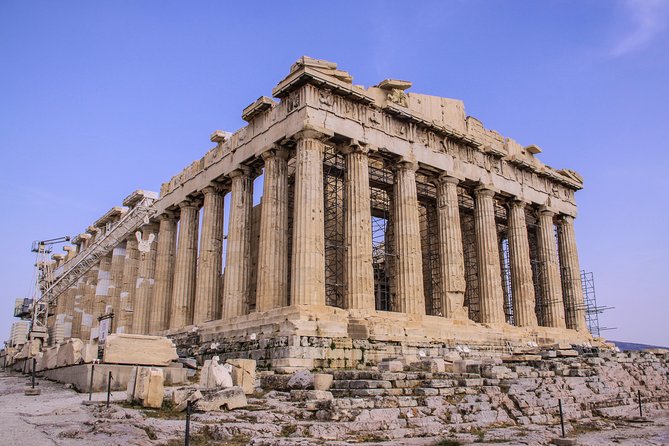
165, 306, 594, 370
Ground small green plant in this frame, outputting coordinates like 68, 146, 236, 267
280, 424, 297, 437
433, 439, 462, 446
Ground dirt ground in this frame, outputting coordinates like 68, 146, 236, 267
1, 369, 667, 446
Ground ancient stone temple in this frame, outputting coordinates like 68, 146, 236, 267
44, 57, 593, 369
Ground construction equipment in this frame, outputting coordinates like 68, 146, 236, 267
29, 193, 158, 343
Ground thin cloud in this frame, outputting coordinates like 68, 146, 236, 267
610, 0, 669, 57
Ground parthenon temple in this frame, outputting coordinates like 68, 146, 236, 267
41, 57, 593, 368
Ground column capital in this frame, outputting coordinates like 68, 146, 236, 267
290, 125, 334, 142
538, 205, 556, 217
393, 158, 418, 173
556, 214, 575, 225
337, 140, 373, 156
432, 172, 463, 186
202, 184, 227, 196
158, 210, 178, 221
229, 165, 253, 180
508, 197, 529, 209
474, 184, 497, 198
260, 146, 290, 161
179, 199, 199, 210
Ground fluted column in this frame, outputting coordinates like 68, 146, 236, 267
149, 213, 178, 333
132, 225, 158, 334
93, 252, 113, 323
474, 186, 505, 324
342, 143, 374, 310
557, 215, 587, 331
80, 262, 99, 341
434, 174, 467, 318
290, 130, 327, 306
170, 200, 200, 328
507, 200, 538, 327
222, 168, 253, 318
117, 236, 139, 333
393, 160, 425, 315
537, 208, 566, 328
194, 186, 226, 324
256, 148, 290, 312
108, 242, 126, 332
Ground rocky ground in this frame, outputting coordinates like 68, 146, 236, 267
2, 369, 668, 446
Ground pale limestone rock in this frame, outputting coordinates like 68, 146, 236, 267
127, 366, 165, 409
57, 338, 84, 367
103, 334, 177, 366
290, 389, 333, 401
40, 346, 59, 370
200, 356, 233, 389
225, 358, 256, 395
379, 360, 403, 372
81, 342, 98, 363
196, 387, 247, 411
172, 386, 202, 412
288, 370, 314, 389
313, 373, 334, 391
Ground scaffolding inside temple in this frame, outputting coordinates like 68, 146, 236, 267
458, 187, 480, 323
322, 145, 345, 309
416, 175, 441, 317
369, 158, 395, 312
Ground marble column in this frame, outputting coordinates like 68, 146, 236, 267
170, 200, 200, 328
149, 213, 178, 333
536, 208, 566, 328
194, 186, 226, 324
256, 148, 290, 312
434, 174, 467, 318
92, 252, 112, 338
342, 143, 374, 310
507, 200, 538, 327
80, 262, 99, 341
108, 242, 127, 332
393, 160, 425, 315
557, 215, 587, 331
222, 168, 253, 318
290, 130, 327, 306
132, 225, 158, 334
117, 235, 139, 333
474, 186, 505, 324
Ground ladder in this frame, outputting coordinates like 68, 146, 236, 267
32, 195, 158, 337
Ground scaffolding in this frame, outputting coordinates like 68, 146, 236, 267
458, 187, 480, 322
580, 270, 612, 337
369, 159, 395, 311
322, 145, 345, 308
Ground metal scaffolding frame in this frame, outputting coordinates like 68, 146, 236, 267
322, 145, 346, 309
458, 187, 480, 323
369, 159, 395, 312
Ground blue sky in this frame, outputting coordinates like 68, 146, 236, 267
1, 1, 667, 346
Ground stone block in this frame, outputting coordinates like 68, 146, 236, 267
200, 356, 233, 389
103, 334, 177, 366
172, 386, 202, 412
288, 370, 314, 389
313, 373, 334, 390
57, 338, 84, 367
225, 358, 256, 395
260, 373, 292, 391
40, 346, 59, 371
290, 390, 334, 401
127, 366, 165, 409
196, 386, 247, 411
453, 359, 481, 374
379, 359, 403, 372
557, 349, 578, 357
81, 342, 98, 363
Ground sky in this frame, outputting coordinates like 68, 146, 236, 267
0, 0, 667, 346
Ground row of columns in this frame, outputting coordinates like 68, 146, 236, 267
64, 129, 587, 340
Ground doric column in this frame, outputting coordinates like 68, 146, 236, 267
474, 186, 505, 324
117, 235, 139, 333
342, 143, 374, 310
132, 225, 158, 334
170, 200, 200, 328
507, 200, 538, 327
149, 213, 178, 333
194, 186, 226, 324
93, 253, 113, 322
536, 208, 566, 328
222, 168, 253, 318
80, 262, 99, 341
108, 242, 127, 332
557, 215, 587, 331
434, 174, 467, 318
393, 160, 425, 315
256, 148, 290, 312
290, 130, 327, 306
70, 275, 86, 339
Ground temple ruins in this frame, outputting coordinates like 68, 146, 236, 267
9, 57, 597, 370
